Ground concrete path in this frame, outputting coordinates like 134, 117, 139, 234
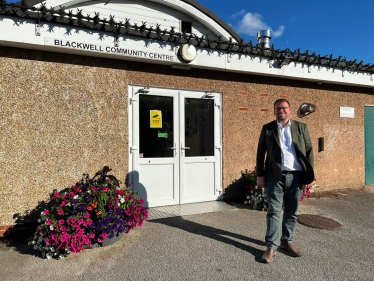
1, 188, 373, 281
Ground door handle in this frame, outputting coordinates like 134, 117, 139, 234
168, 143, 177, 156
181, 147, 190, 150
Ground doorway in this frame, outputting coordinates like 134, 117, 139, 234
129, 86, 222, 207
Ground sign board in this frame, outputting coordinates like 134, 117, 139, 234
340, 107, 355, 118
158, 132, 168, 138
150, 110, 162, 128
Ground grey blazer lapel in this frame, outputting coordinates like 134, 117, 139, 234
291, 119, 300, 150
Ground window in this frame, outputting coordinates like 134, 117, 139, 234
180, 21, 192, 34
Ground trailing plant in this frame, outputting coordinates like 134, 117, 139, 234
242, 169, 268, 211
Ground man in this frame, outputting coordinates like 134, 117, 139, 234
256, 99, 314, 263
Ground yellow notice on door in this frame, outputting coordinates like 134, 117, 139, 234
150, 110, 162, 128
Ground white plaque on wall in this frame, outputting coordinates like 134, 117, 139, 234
340, 107, 355, 118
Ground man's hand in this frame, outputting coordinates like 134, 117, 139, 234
257, 176, 265, 188
302, 183, 314, 192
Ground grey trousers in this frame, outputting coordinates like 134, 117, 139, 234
265, 171, 303, 250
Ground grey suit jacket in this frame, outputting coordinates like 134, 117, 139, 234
256, 119, 315, 184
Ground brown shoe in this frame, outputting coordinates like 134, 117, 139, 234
280, 243, 302, 257
262, 248, 277, 263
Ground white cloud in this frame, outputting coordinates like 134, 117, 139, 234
229, 10, 246, 19
233, 12, 285, 38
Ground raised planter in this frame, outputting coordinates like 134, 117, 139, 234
89, 232, 124, 249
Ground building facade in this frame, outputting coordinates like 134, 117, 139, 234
1, 0, 374, 231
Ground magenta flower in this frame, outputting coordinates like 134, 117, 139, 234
84, 213, 90, 219
43, 210, 50, 215
59, 219, 65, 225
98, 238, 103, 243
139, 199, 144, 205
58, 209, 64, 215
78, 219, 84, 225
90, 233, 95, 238
102, 233, 107, 239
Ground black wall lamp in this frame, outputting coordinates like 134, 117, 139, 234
297, 103, 317, 118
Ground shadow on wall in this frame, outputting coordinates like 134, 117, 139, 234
128, 170, 148, 208
150, 216, 266, 262
222, 177, 244, 203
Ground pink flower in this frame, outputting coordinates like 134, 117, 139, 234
84, 213, 90, 219
69, 192, 75, 197
126, 208, 132, 216
53, 192, 60, 199
87, 220, 93, 226
60, 200, 68, 208
90, 233, 95, 238
138, 221, 143, 227
62, 195, 68, 199
98, 238, 103, 243
139, 199, 144, 205
59, 219, 65, 225
78, 219, 84, 225
102, 233, 107, 238
58, 209, 64, 215
61, 226, 67, 232
43, 210, 50, 215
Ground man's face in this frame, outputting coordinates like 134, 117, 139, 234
274, 101, 291, 122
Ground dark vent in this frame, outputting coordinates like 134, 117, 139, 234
181, 21, 192, 34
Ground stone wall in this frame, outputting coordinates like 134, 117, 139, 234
1, 46, 373, 226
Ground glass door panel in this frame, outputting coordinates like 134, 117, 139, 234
139, 95, 174, 158
184, 98, 214, 157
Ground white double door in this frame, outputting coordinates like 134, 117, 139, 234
130, 86, 222, 208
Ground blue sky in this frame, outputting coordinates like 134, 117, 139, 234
6, 0, 374, 63
198, 0, 374, 63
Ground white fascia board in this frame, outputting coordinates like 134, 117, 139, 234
1, 16, 373, 88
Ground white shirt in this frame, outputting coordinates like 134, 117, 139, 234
277, 119, 303, 171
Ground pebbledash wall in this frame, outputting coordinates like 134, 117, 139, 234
1, 0, 374, 232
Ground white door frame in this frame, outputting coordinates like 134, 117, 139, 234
128, 85, 222, 207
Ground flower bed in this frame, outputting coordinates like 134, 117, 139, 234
29, 167, 147, 259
